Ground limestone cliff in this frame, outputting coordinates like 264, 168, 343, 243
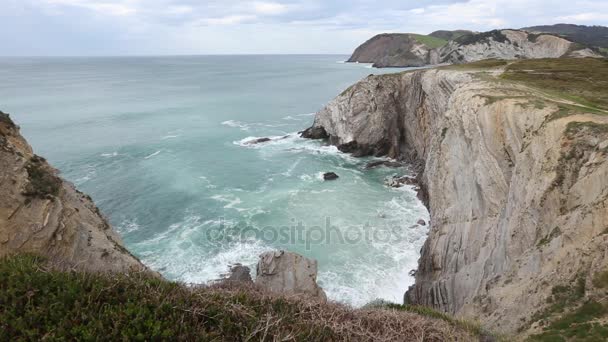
0, 111, 146, 272
347, 33, 441, 68
304, 59, 608, 334
348, 29, 602, 68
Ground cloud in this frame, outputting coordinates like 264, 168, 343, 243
252, 2, 289, 16
44, 0, 136, 16
556, 12, 608, 22
2, 0, 607, 55
198, 14, 257, 26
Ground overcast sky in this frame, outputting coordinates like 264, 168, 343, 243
1, 0, 607, 55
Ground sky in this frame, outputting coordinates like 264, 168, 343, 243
1, 0, 607, 55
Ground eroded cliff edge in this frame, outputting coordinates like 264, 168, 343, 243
304, 58, 608, 334
0, 111, 147, 272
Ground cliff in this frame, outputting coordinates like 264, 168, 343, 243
0, 111, 146, 272
304, 58, 608, 335
522, 24, 608, 49
347, 33, 444, 68
348, 29, 603, 68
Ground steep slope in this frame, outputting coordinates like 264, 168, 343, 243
440, 29, 585, 63
303, 58, 608, 335
347, 33, 444, 67
523, 23, 608, 49
0, 111, 146, 272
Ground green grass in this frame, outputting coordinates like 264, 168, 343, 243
409, 34, 449, 49
0, 254, 475, 341
501, 58, 608, 111
527, 275, 608, 342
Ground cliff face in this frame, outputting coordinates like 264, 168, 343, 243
306, 60, 608, 333
0, 111, 146, 272
347, 33, 441, 68
348, 29, 602, 68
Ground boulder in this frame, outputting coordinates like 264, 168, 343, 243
323, 172, 339, 181
300, 126, 329, 140
222, 264, 253, 283
245, 137, 271, 144
255, 250, 327, 302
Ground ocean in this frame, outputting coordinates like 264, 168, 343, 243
0, 55, 429, 306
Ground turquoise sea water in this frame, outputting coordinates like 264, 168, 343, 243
0, 55, 428, 306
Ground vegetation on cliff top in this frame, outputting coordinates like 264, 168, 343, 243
0, 254, 478, 341
409, 34, 448, 49
501, 58, 608, 111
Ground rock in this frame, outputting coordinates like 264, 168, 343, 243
300, 126, 328, 140
346, 29, 600, 68
0, 111, 148, 273
323, 172, 339, 181
222, 264, 253, 283
255, 250, 327, 302
384, 175, 417, 188
309, 63, 608, 334
245, 137, 271, 144
417, 219, 427, 226
365, 160, 403, 169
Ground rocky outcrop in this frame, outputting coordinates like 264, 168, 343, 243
348, 29, 602, 68
347, 33, 441, 68
304, 64, 608, 333
255, 250, 327, 302
0, 111, 147, 273
440, 29, 575, 64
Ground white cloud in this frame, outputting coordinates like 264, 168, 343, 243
198, 15, 257, 26
252, 2, 289, 16
556, 12, 608, 22
44, 0, 136, 16
167, 5, 193, 16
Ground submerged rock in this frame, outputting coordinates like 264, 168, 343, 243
323, 172, 339, 181
255, 250, 327, 302
245, 137, 271, 144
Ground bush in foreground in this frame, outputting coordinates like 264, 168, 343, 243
0, 255, 479, 341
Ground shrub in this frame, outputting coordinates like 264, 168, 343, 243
0, 254, 476, 341
22, 156, 61, 200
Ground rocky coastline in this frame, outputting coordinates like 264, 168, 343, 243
300, 58, 608, 335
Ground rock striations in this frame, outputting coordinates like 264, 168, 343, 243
303, 59, 608, 334
348, 29, 604, 68
0, 111, 147, 273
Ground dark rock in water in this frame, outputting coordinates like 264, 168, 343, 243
323, 172, 339, 181
300, 126, 328, 140
222, 264, 253, 283
365, 160, 403, 169
385, 175, 418, 188
417, 219, 427, 226
338, 139, 390, 157
246, 137, 272, 144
